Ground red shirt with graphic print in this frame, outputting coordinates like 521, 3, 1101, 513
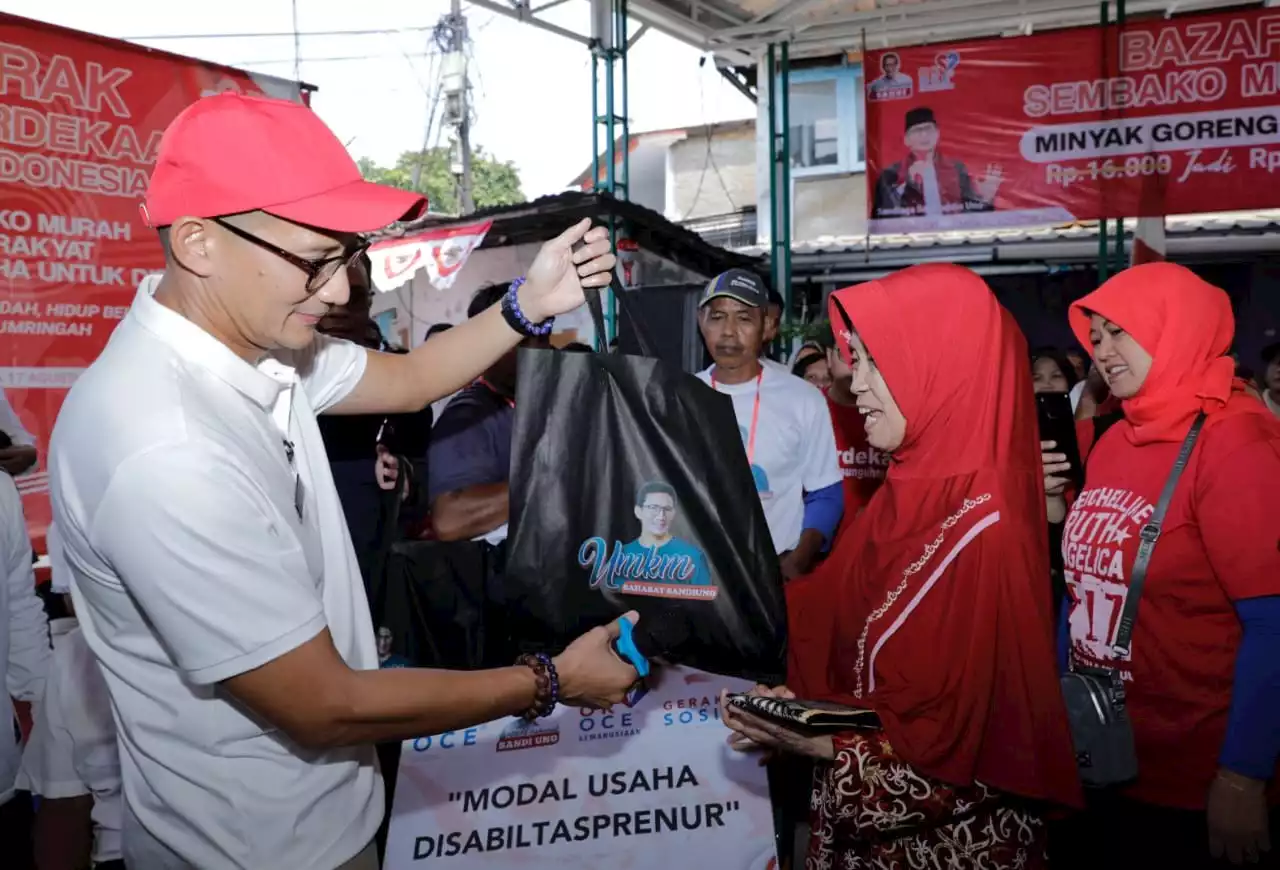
1064, 411, 1280, 809
825, 395, 888, 524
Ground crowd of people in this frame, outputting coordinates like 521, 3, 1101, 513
1, 90, 1279, 870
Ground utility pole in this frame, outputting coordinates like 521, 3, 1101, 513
440, 0, 474, 214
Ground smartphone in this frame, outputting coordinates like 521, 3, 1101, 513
1036, 392, 1083, 490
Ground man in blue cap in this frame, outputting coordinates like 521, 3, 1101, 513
695, 269, 843, 579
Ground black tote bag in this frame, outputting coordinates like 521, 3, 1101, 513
367, 474, 515, 671
503, 285, 786, 683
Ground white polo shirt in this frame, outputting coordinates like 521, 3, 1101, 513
696, 365, 842, 553
48, 277, 382, 869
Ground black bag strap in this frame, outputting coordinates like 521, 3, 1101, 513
584, 267, 656, 357
367, 456, 409, 626
1111, 412, 1206, 656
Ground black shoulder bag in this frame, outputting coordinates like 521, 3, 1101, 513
1060, 412, 1206, 788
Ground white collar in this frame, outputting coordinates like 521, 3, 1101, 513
129, 274, 289, 410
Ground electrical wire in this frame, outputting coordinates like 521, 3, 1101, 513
680, 58, 739, 222
122, 27, 436, 40
236, 52, 436, 67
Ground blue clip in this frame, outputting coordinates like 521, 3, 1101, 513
612, 616, 650, 678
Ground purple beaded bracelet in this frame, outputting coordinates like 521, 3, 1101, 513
501, 277, 554, 337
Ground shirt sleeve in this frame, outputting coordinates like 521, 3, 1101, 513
91, 443, 328, 685
1196, 433, 1280, 601
292, 333, 370, 414
18, 640, 87, 799
2, 475, 50, 703
427, 400, 506, 503
64, 634, 120, 812
800, 388, 844, 494
0, 388, 35, 447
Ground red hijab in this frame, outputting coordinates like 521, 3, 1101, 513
1069, 263, 1264, 445
786, 264, 1081, 807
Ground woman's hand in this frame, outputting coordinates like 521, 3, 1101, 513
719, 686, 834, 762
1207, 768, 1271, 864
1041, 440, 1071, 524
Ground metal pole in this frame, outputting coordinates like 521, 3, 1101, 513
1096, 0, 1110, 282
1113, 0, 1126, 274
766, 42, 778, 298
449, 0, 474, 214
779, 41, 792, 332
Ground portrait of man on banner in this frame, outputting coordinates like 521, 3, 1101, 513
577, 480, 715, 599
867, 51, 913, 101
872, 107, 1004, 221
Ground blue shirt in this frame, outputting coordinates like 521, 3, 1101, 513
427, 384, 513, 504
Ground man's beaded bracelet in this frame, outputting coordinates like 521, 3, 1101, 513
516, 652, 560, 721
501, 277, 554, 338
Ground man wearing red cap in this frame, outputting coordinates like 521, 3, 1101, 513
47, 93, 639, 870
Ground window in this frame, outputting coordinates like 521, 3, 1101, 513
790, 80, 840, 170
776, 66, 864, 177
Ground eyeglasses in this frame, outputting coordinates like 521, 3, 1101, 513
213, 217, 369, 294
642, 504, 675, 516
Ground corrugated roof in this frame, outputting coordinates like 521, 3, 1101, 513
733, 210, 1280, 258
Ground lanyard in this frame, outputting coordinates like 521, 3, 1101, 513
477, 377, 515, 409
710, 367, 763, 464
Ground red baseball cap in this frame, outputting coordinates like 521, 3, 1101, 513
142, 92, 427, 233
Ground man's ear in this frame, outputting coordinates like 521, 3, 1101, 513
167, 216, 217, 278
763, 308, 780, 340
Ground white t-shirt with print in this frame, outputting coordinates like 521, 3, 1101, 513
696, 365, 842, 553
49, 277, 381, 870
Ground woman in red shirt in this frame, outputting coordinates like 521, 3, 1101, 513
1053, 263, 1280, 868
720, 264, 1080, 868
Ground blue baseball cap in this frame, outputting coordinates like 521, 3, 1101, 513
700, 269, 769, 309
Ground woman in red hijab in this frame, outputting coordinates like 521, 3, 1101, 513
721, 264, 1080, 868
1052, 263, 1280, 868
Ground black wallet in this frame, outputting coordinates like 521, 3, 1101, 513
725, 693, 882, 733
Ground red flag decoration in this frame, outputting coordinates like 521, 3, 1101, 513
1130, 216, 1167, 265
367, 220, 493, 293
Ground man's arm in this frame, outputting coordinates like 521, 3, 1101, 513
426, 397, 510, 541
432, 484, 508, 542
224, 615, 635, 750
330, 219, 616, 416
225, 629, 538, 749
0, 446, 37, 476
0, 387, 39, 475
97, 443, 639, 751
3, 477, 50, 702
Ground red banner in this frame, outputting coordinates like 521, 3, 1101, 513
864, 7, 1280, 234
0, 14, 304, 541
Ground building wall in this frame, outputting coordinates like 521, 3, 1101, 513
756, 58, 868, 246
666, 126, 756, 222
794, 173, 867, 240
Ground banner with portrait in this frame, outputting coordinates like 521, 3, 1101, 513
502, 346, 787, 684
864, 7, 1280, 234
383, 665, 777, 870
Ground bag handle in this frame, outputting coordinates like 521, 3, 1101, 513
367, 452, 409, 627
1111, 411, 1206, 656
583, 256, 656, 357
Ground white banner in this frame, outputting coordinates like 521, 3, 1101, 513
368, 220, 493, 294
384, 666, 777, 870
